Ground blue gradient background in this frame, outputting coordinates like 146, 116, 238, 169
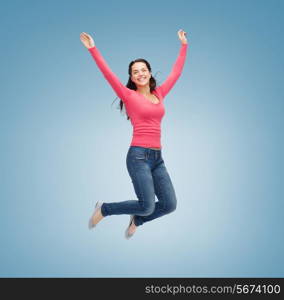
0, 0, 283, 277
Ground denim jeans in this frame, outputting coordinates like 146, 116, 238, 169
100, 146, 177, 226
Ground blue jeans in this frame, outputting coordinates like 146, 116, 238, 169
100, 146, 177, 226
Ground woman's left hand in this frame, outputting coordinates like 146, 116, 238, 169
177, 29, 187, 44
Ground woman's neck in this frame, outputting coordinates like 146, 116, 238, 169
136, 85, 151, 95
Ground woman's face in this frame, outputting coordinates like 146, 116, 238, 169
131, 62, 151, 88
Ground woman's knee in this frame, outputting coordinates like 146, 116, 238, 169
139, 203, 155, 216
165, 198, 177, 214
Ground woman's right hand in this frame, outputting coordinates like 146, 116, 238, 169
177, 29, 187, 44
80, 32, 95, 49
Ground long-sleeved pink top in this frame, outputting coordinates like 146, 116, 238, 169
88, 43, 188, 149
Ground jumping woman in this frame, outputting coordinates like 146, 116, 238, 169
80, 29, 188, 239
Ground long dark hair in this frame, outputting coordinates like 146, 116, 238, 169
111, 58, 159, 120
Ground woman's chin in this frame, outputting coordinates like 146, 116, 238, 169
136, 82, 149, 87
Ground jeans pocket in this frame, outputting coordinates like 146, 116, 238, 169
128, 147, 147, 160
135, 154, 146, 160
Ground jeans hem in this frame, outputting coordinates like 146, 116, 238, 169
101, 203, 108, 217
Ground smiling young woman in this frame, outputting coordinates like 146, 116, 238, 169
80, 29, 188, 239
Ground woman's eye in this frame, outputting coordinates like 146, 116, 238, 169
134, 69, 147, 75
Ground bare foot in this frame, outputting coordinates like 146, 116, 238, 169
128, 220, 137, 235
90, 208, 104, 227
89, 202, 104, 229
125, 217, 137, 239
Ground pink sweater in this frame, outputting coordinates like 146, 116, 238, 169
88, 43, 188, 149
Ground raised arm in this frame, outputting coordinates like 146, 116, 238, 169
80, 32, 130, 102
158, 29, 188, 98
